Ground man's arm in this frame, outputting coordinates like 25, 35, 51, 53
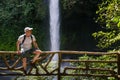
16, 40, 21, 53
33, 41, 39, 49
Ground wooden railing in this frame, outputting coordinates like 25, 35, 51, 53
0, 51, 120, 80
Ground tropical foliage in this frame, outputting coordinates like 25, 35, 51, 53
0, 0, 47, 50
92, 0, 120, 51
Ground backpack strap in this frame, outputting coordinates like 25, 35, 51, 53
30, 35, 33, 43
21, 35, 26, 45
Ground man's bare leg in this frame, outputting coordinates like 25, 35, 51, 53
22, 58, 27, 74
32, 50, 41, 63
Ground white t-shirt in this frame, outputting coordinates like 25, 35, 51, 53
18, 34, 36, 52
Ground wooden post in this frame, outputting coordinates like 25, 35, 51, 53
117, 53, 120, 80
58, 52, 61, 80
11, 54, 15, 60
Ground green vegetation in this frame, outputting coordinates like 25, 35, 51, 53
92, 0, 120, 51
0, 0, 47, 50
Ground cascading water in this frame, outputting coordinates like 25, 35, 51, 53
49, 0, 60, 51
49, 0, 60, 60
49, 0, 60, 80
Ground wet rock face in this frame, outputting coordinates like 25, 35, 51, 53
60, 0, 102, 51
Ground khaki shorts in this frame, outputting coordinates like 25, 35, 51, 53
21, 48, 39, 58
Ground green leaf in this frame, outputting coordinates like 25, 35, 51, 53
112, 17, 119, 23
117, 22, 120, 27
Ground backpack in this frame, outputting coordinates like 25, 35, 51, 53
19, 35, 33, 48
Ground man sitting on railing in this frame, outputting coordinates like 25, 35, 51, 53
16, 27, 42, 74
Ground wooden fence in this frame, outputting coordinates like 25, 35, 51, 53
0, 51, 120, 80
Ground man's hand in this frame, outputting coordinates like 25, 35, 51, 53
17, 50, 21, 55
16, 40, 21, 55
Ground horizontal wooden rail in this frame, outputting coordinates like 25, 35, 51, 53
62, 60, 117, 63
0, 50, 119, 54
60, 73, 117, 77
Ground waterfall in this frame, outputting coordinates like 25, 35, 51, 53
49, 0, 60, 51
49, 1, 60, 80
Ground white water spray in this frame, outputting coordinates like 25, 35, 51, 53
49, 0, 60, 51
